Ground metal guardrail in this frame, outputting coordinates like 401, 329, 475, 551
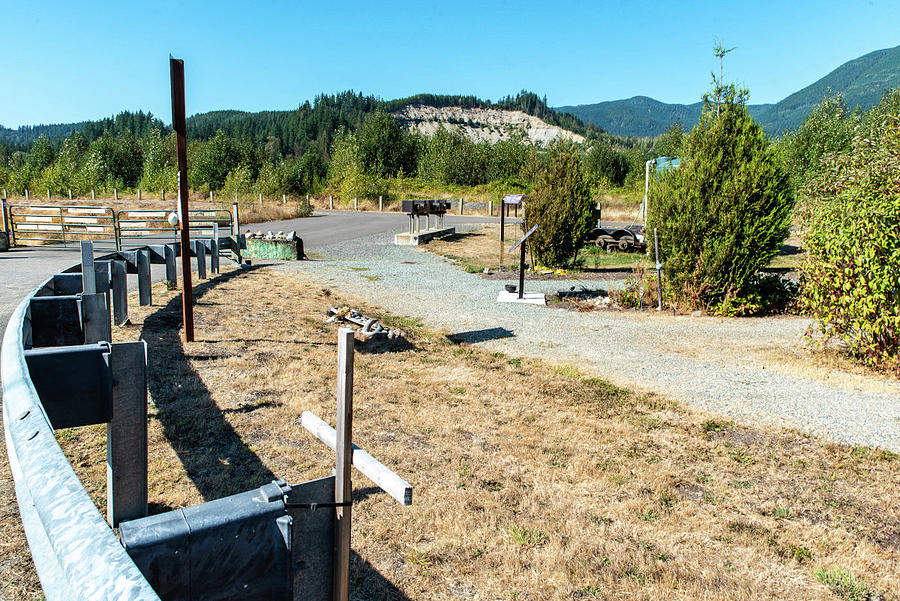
1, 269, 161, 601
2, 240, 409, 601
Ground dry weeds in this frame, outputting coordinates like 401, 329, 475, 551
1, 266, 898, 600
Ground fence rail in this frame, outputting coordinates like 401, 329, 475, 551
4, 204, 233, 250
8, 205, 118, 247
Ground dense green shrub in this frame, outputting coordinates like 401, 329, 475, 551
648, 84, 794, 309
523, 141, 594, 268
653, 122, 686, 158
583, 141, 629, 188
800, 90, 900, 372
780, 92, 859, 185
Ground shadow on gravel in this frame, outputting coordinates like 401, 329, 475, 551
355, 336, 415, 355
447, 327, 515, 344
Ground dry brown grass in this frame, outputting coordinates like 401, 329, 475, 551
1, 266, 898, 600
425, 224, 528, 273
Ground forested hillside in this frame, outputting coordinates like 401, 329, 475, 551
557, 45, 900, 136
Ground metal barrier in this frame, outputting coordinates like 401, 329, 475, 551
1, 251, 161, 601
8, 205, 117, 248
2, 241, 410, 601
116, 209, 232, 248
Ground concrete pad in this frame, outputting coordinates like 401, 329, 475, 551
496, 290, 546, 305
394, 226, 455, 246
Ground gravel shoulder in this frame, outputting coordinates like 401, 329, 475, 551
276, 230, 900, 453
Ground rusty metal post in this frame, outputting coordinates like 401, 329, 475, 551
171, 56, 194, 342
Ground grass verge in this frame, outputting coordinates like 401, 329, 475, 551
2, 266, 897, 600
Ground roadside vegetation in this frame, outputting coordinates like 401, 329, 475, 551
2, 266, 895, 601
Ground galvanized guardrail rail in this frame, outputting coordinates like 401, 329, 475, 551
2, 241, 411, 601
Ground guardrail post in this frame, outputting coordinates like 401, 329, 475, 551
2, 198, 12, 246
81, 241, 96, 294
194, 240, 207, 279
164, 244, 177, 286
107, 340, 149, 527
82, 293, 110, 344
111, 260, 128, 325
137, 249, 151, 306
211, 224, 220, 274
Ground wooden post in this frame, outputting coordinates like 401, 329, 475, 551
459, 197, 464, 215
232, 202, 239, 235
259, 193, 262, 205
488, 200, 493, 217
334, 328, 354, 601
25, 189, 29, 201
137, 189, 141, 200
107, 341, 148, 527
353, 197, 358, 211
162, 189, 165, 201
91, 189, 95, 200
114, 189, 118, 201
210, 190, 214, 203
171, 56, 194, 342
68, 189, 72, 200
378, 195, 383, 212
47, 189, 51, 200
329, 195, 333, 210
282, 193, 286, 204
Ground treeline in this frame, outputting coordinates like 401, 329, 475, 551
0, 103, 678, 202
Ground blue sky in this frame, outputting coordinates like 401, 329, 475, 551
2, 0, 899, 128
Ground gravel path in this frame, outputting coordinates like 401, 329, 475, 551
276, 230, 900, 453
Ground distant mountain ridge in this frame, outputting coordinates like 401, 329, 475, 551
556, 45, 900, 137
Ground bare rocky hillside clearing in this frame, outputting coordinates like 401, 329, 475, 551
393, 104, 586, 145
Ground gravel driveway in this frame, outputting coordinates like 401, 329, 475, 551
277, 230, 900, 453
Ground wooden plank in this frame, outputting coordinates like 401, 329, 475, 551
300, 412, 413, 506
333, 328, 353, 601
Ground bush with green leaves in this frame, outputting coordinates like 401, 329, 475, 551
800, 89, 900, 372
523, 141, 594, 268
648, 84, 794, 309
780, 92, 859, 185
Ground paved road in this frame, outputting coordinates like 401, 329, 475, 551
244, 209, 512, 249
0, 210, 501, 328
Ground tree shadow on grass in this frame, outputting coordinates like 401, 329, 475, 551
140, 265, 277, 502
